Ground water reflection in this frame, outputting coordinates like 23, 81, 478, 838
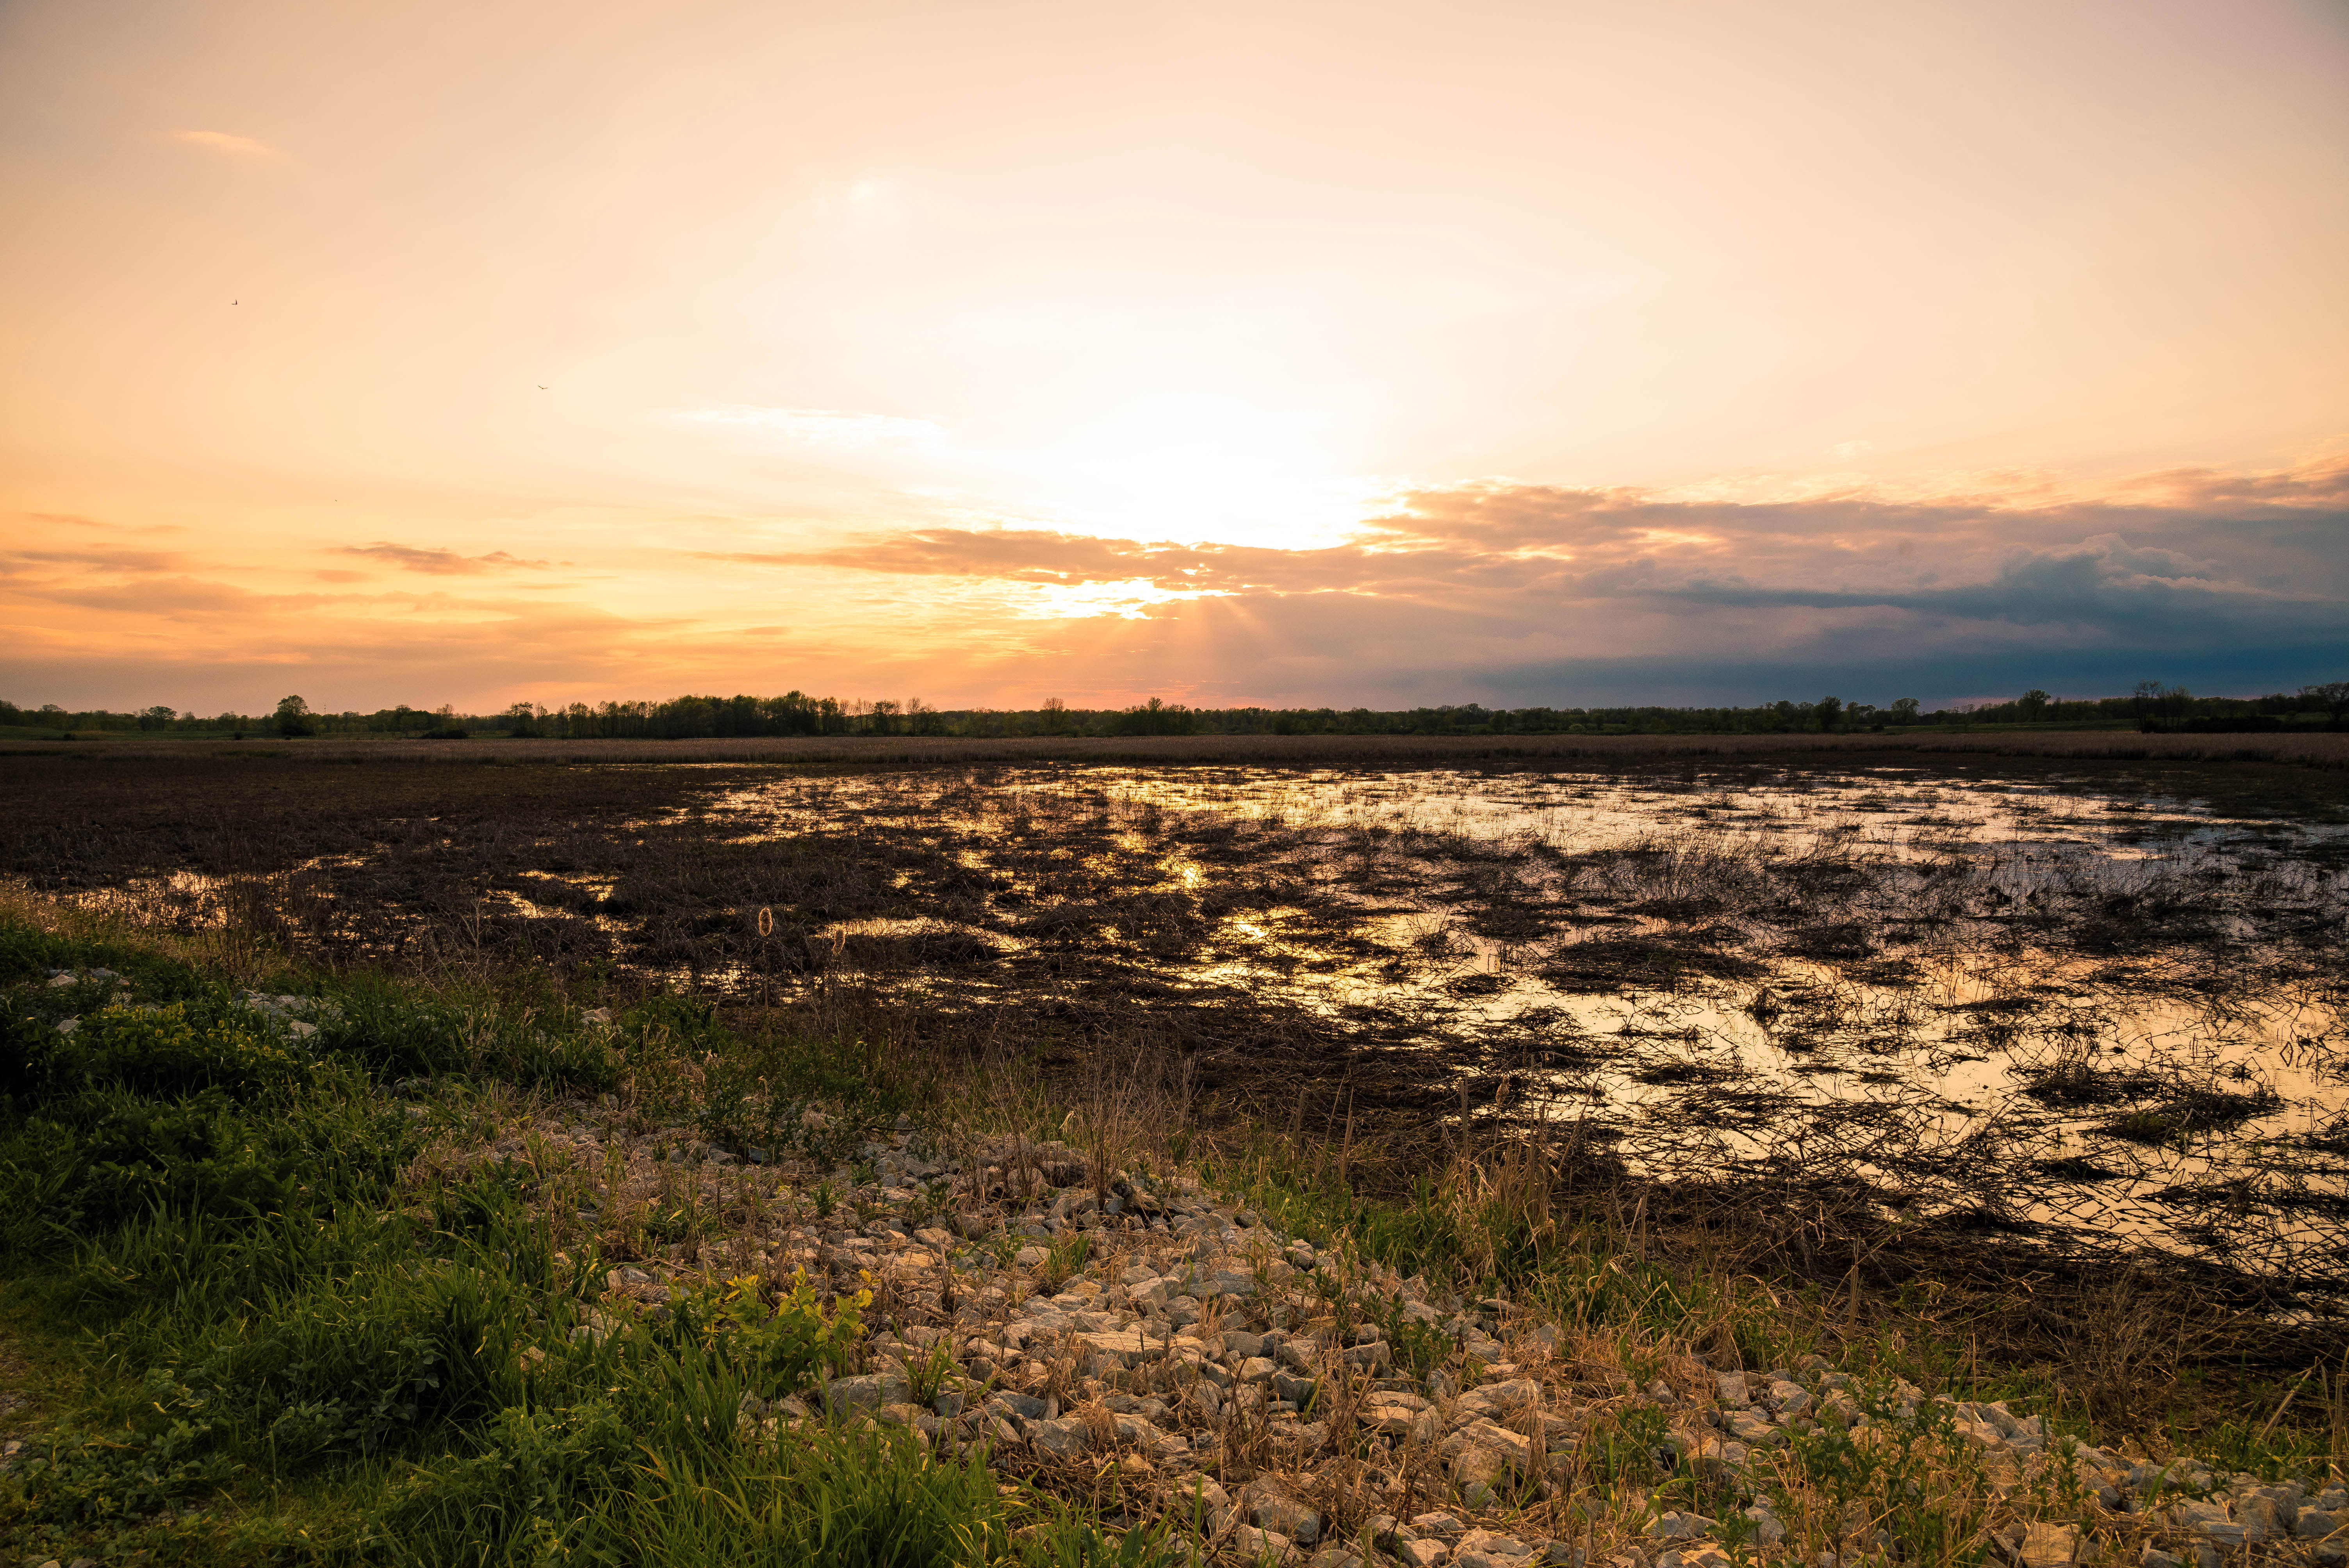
692, 765, 2347, 1291
70, 760, 2349, 1295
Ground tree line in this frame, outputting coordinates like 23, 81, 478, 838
7, 681, 2345, 740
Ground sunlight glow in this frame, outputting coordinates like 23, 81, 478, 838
997, 387, 1379, 551
1013, 577, 1221, 620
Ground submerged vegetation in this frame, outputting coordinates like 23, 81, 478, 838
1, 744, 2345, 1563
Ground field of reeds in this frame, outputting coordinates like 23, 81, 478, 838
1, 741, 2344, 1564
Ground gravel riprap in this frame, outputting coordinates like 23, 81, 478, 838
415, 1105, 2348, 1568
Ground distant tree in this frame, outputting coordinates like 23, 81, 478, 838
2017, 689, 2051, 723
1816, 695, 1844, 732
273, 695, 315, 738
2301, 681, 2349, 727
2131, 680, 2164, 722
868, 699, 900, 736
1116, 697, 1195, 736
136, 704, 176, 731
1039, 697, 1071, 735
1890, 697, 1921, 725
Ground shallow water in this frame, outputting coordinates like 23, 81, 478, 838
66, 759, 2349, 1295
691, 766, 2349, 1293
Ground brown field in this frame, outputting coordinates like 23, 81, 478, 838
11, 726, 2349, 771
6, 735, 2345, 1434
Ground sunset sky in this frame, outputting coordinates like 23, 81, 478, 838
4, 0, 2346, 714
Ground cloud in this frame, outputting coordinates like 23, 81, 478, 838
1, 545, 189, 574
674, 406, 946, 449
169, 129, 285, 159
6, 457, 2343, 714
690, 453, 2349, 704
22, 513, 182, 535
338, 543, 559, 575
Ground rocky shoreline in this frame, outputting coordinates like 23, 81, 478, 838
452, 1107, 2346, 1568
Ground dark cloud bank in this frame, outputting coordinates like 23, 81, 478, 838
722, 456, 2349, 707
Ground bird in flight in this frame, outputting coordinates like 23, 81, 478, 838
538, 384, 547, 390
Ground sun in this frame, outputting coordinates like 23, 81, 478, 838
996, 384, 1378, 551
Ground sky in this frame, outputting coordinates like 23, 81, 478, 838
3, 0, 2346, 716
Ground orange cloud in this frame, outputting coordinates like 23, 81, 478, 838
338, 543, 560, 574
169, 129, 284, 159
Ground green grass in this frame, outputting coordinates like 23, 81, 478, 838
0, 912, 1174, 1566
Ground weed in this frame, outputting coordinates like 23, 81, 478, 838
1039, 1234, 1092, 1289
905, 1338, 959, 1409
1785, 1384, 1992, 1568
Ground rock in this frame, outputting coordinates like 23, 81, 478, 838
2297, 1510, 2340, 1540
1727, 1408, 1783, 1447
823, 1369, 909, 1415
1457, 1378, 1542, 1417
1714, 1372, 1750, 1407
1231, 1523, 1294, 1560
1669, 1551, 1733, 1568
1307, 1548, 1364, 1568
1364, 1393, 1442, 1443
1392, 1542, 1449, 1568
1456, 1529, 1535, 1563
1412, 1511, 1469, 1538
1649, 1512, 1717, 1540
2013, 1522, 2080, 1568
988, 1390, 1047, 1421
1246, 1485, 1323, 1545
2139, 1549, 2182, 1568
2168, 1500, 2241, 1545
1028, 1417, 1093, 1459
1075, 1327, 1153, 1366
1173, 1477, 1233, 1528
1449, 1444, 1520, 1505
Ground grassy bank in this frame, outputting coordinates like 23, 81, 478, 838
0, 895, 2342, 1566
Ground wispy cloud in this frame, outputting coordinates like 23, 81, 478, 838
674, 406, 946, 450
169, 129, 285, 160
339, 543, 559, 575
